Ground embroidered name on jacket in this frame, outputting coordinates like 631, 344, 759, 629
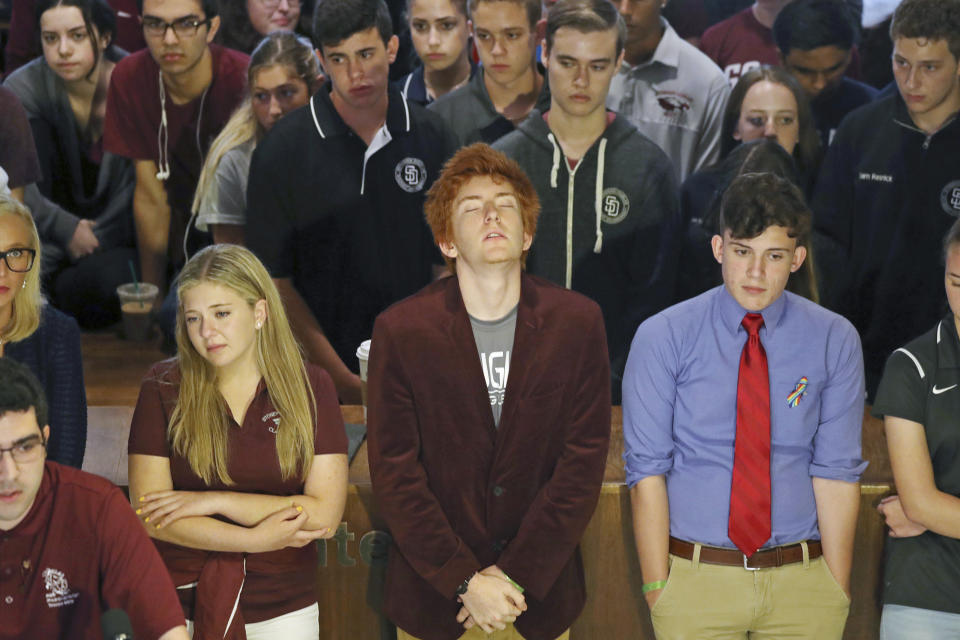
858, 172, 894, 183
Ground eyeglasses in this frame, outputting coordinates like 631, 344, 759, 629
0, 248, 36, 273
0, 436, 46, 465
141, 16, 210, 39
258, 0, 302, 9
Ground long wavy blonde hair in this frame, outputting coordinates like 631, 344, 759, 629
192, 31, 321, 217
170, 245, 315, 485
0, 194, 43, 343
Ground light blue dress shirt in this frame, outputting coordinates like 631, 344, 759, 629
623, 285, 867, 548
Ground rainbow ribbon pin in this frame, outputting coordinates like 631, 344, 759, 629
787, 376, 810, 407
787, 376, 808, 407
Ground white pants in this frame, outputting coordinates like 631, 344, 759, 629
187, 602, 319, 640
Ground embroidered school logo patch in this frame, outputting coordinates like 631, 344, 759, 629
43, 568, 79, 608
395, 157, 427, 193
786, 377, 808, 407
656, 91, 693, 121
601, 188, 630, 224
262, 410, 281, 434
941, 180, 960, 217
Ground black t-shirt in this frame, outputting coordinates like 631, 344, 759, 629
246, 84, 456, 373
872, 313, 960, 614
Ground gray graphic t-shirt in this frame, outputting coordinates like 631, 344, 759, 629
469, 306, 518, 427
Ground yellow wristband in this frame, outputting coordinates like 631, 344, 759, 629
503, 573, 524, 594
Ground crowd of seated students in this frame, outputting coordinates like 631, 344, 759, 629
2, 0, 960, 636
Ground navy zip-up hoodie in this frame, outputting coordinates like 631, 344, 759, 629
813, 93, 960, 399
495, 111, 681, 400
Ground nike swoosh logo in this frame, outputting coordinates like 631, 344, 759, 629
933, 384, 958, 395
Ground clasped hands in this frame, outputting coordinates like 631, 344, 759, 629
456, 565, 527, 634
136, 490, 334, 552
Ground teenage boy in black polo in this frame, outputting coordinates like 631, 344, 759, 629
246, 0, 457, 403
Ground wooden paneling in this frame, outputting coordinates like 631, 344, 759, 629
85, 396, 892, 639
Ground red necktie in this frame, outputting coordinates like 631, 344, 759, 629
728, 312, 771, 557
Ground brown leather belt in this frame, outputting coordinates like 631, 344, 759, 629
669, 537, 822, 569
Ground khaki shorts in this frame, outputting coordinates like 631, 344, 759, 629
398, 624, 569, 640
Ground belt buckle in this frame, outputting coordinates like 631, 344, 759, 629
743, 554, 760, 571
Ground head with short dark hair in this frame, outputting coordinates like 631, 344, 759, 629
891, 0, 960, 61
137, 0, 219, 18
718, 172, 811, 244
425, 143, 540, 268
545, 0, 625, 56
313, 0, 393, 51
467, 0, 542, 29
36, 0, 117, 81
722, 66, 821, 178
0, 359, 49, 430
772, 0, 857, 55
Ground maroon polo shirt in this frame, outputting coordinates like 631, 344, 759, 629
0, 462, 184, 640
103, 45, 248, 265
127, 359, 348, 623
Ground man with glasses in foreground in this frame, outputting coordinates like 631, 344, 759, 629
0, 358, 188, 640
104, 0, 247, 334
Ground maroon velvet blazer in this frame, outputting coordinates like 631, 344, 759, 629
367, 273, 611, 640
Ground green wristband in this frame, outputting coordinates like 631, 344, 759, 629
503, 573, 525, 594
642, 580, 667, 594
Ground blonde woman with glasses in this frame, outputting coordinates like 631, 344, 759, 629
128, 244, 348, 640
0, 194, 86, 469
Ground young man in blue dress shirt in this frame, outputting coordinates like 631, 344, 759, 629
623, 172, 866, 639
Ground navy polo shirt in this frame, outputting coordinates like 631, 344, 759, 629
247, 82, 457, 372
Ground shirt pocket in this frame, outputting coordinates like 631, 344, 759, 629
770, 380, 822, 448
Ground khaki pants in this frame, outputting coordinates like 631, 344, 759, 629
651, 548, 850, 640
397, 625, 569, 640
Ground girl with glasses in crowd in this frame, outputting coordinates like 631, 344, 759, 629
0, 194, 87, 469
4, 0, 138, 329
128, 244, 348, 639
193, 31, 321, 245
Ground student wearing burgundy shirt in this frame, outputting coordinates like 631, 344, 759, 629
623, 173, 865, 639
103, 0, 247, 305
0, 358, 188, 640
128, 245, 348, 640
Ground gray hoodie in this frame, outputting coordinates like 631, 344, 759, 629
494, 111, 680, 399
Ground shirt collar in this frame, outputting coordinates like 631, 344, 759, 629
937, 312, 960, 369
716, 284, 788, 338
308, 81, 413, 139
622, 19, 681, 73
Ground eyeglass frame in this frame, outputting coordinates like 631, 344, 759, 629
0, 248, 36, 273
0, 434, 47, 465
140, 15, 211, 39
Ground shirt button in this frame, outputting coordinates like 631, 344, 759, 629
492, 486, 504, 497
4, 596, 12, 604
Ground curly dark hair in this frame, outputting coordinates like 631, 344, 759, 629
719, 171, 811, 245
891, 0, 960, 60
